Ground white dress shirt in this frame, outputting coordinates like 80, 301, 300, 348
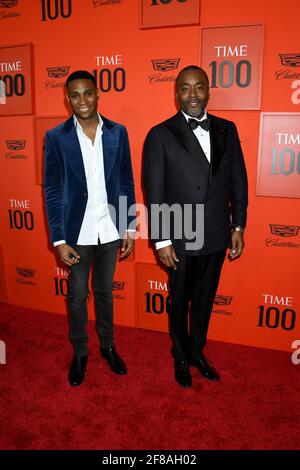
54, 114, 120, 246
155, 109, 211, 251
181, 110, 211, 163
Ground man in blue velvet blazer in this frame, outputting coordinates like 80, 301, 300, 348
44, 70, 136, 386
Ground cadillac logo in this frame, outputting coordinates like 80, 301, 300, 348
47, 66, 70, 78
113, 281, 125, 291
269, 224, 300, 237
151, 58, 180, 72
16, 267, 35, 278
93, 0, 121, 5
214, 295, 233, 306
279, 54, 300, 68
0, 0, 18, 7
15, 267, 36, 286
6, 140, 26, 150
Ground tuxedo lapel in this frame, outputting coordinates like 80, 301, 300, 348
166, 112, 210, 174
61, 117, 86, 187
208, 114, 227, 178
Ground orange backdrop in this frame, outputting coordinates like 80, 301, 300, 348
0, 0, 299, 353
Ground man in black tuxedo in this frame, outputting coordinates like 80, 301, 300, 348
143, 65, 248, 388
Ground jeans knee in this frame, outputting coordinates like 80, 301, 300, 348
67, 293, 89, 302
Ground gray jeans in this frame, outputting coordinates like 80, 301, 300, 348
67, 239, 120, 356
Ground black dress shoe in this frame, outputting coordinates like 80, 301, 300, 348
68, 355, 88, 387
188, 354, 220, 381
174, 360, 192, 388
101, 347, 127, 375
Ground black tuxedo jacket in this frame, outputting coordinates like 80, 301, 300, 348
143, 111, 248, 255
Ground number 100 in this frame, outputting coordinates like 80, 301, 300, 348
209, 60, 251, 88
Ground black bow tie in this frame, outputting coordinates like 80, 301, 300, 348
188, 118, 210, 132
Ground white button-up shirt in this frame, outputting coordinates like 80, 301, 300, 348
181, 109, 211, 162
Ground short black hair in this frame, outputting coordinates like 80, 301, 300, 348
176, 65, 209, 87
66, 70, 97, 89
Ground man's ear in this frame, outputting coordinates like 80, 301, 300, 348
66, 93, 70, 103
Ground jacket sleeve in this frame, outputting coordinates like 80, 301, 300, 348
229, 122, 248, 228
44, 132, 65, 243
143, 127, 169, 244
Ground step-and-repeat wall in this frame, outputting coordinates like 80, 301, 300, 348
0, 0, 299, 353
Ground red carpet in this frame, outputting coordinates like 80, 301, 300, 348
0, 303, 299, 450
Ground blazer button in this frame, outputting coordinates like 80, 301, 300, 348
196, 185, 200, 190
83, 192, 87, 197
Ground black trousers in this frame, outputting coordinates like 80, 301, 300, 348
168, 250, 226, 361
67, 239, 120, 356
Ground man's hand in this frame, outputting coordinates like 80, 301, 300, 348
120, 232, 135, 259
229, 231, 245, 261
56, 243, 80, 267
157, 245, 179, 270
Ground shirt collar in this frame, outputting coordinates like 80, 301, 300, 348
73, 112, 103, 132
181, 109, 208, 122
